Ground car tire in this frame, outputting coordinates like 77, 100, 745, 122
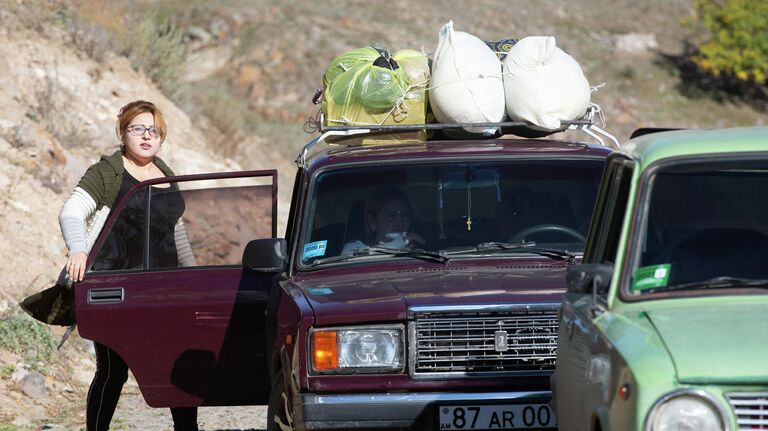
267, 370, 294, 431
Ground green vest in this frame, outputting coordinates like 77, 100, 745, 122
77, 150, 176, 209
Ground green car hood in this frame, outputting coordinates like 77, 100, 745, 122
646, 303, 768, 384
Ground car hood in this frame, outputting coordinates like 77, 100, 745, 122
293, 261, 567, 326
646, 302, 768, 384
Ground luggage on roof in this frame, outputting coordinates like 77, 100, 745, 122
312, 23, 606, 146
429, 21, 506, 136
503, 36, 592, 131
321, 46, 429, 144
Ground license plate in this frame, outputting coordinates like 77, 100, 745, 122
438, 404, 556, 430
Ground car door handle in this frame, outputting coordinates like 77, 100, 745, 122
566, 319, 576, 340
561, 315, 577, 340
88, 288, 124, 304
194, 312, 230, 328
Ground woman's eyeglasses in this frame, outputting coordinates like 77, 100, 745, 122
126, 124, 158, 137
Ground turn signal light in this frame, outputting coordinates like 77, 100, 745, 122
312, 331, 338, 370
619, 383, 631, 400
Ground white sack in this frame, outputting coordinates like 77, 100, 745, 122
502, 36, 591, 130
430, 21, 506, 135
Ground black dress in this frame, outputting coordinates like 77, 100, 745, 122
92, 171, 185, 270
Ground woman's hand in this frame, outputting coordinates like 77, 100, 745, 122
67, 252, 88, 282
406, 232, 426, 248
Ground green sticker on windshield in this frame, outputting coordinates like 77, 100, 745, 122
632, 264, 671, 291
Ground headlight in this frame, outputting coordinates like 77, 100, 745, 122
310, 325, 404, 373
645, 389, 729, 431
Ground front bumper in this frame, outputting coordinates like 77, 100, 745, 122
295, 390, 552, 430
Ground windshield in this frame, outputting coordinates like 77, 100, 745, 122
299, 159, 604, 266
631, 159, 768, 293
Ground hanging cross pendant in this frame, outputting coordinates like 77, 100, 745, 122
466, 216, 472, 231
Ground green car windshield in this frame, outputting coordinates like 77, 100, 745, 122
632, 158, 768, 293
299, 159, 604, 266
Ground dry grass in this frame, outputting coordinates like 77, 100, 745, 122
186, 79, 249, 159
123, 10, 187, 100
66, 0, 123, 62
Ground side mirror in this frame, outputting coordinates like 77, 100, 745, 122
242, 238, 288, 273
566, 263, 613, 294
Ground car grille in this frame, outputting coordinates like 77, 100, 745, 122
727, 392, 768, 430
410, 305, 559, 376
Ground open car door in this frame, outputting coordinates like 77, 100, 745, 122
75, 170, 279, 407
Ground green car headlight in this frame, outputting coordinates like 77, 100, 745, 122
645, 389, 730, 431
310, 325, 404, 373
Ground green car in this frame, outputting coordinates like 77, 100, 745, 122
552, 127, 768, 431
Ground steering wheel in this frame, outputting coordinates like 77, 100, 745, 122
509, 224, 586, 244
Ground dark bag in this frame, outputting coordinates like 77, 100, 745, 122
19, 282, 76, 326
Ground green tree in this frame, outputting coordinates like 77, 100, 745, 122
687, 0, 768, 85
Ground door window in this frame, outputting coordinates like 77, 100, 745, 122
632, 158, 768, 292
90, 173, 277, 273
584, 157, 634, 265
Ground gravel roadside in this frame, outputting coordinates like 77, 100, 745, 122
109, 383, 268, 431
64, 376, 269, 430
1, 332, 268, 431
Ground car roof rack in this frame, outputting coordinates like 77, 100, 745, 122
296, 105, 619, 168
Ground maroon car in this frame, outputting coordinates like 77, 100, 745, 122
75, 129, 612, 431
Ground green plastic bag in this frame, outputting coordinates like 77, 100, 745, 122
322, 46, 429, 129
323, 47, 380, 87
335, 64, 408, 111
325, 46, 409, 112
392, 49, 430, 85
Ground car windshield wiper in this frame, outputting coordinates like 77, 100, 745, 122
443, 241, 576, 263
654, 276, 768, 293
309, 246, 449, 267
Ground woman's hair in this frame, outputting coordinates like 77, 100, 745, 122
115, 100, 168, 147
363, 186, 413, 240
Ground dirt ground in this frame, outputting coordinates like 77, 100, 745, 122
99, 391, 268, 431
0, 327, 268, 430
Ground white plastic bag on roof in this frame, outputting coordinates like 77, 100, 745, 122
430, 21, 506, 135
502, 36, 591, 130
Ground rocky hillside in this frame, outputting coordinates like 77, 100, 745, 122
0, 0, 764, 429
0, 3, 282, 429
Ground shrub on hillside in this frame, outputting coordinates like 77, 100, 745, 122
687, 0, 768, 85
188, 80, 248, 159
66, 0, 121, 63
124, 12, 187, 100
49, 2, 187, 102
0, 313, 56, 368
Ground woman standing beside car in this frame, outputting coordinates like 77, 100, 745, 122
59, 100, 198, 430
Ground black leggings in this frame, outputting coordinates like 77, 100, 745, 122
87, 342, 198, 430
